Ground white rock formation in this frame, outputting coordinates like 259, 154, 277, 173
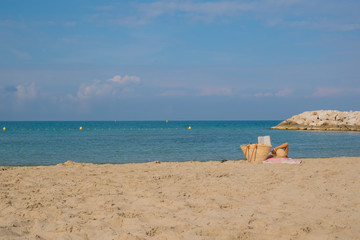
271, 110, 360, 131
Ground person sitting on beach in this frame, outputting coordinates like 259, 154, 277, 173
267, 142, 289, 159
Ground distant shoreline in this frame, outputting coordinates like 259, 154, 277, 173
272, 110, 360, 131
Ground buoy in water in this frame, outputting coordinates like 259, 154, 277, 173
166, 120, 168, 123
188, 126, 191, 130
79, 126, 83, 130
2, 127, 6, 131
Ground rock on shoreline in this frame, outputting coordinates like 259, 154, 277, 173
271, 110, 360, 131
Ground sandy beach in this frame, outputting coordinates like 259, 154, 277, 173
1, 157, 359, 240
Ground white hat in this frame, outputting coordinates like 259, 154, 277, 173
275, 149, 287, 158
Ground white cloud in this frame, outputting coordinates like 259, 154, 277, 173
275, 88, 293, 97
312, 88, 342, 97
108, 75, 140, 85
255, 92, 273, 97
76, 75, 141, 100
64, 22, 76, 27
16, 83, 36, 100
77, 80, 110, 99
0, 83, 36, 102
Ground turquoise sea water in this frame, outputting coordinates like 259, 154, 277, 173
0, 121, 360, 166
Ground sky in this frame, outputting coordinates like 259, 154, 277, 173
0, 0, 360, 121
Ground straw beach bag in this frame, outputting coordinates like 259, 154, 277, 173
240, 144, 272, 163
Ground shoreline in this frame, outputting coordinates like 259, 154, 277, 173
1, 156, 360, 167
1, 157, 359, 239
271, 126, 360, 132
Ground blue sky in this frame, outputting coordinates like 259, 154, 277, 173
1, 0, 359, 120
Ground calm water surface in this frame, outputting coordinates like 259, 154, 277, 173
0, 121, 359, 166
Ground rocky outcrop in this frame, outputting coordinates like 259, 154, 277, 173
271, 110, 360, 131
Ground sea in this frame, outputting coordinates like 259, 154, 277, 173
1, 121, 360, 166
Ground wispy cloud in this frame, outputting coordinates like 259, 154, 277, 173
268, 19, 360, 32
16, 83, 37, 100
159, 85, 233, 97
0, 20, 24, 27
198, 86, 232, 96
89, 1, 259, 26
4, 1, 359, 33
311, 87, 360, 98
140, 1, 255, 17
94, 5, 115, 11
87, 0, 360, 31
312, 87, 342, 97
327, 23, 360, 32
11, 49, 31, 60
254, 88, 293, 97
64, 22, 77, 27
109, 75, 140, 85
254, 92, 273, 97
74, 75, 141, 100
275, 88, 293, 97
0, 83, 37, 101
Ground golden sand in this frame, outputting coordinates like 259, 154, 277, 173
1, 157, 359, 239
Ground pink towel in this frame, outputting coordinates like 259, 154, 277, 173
263, 158, 301, 164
